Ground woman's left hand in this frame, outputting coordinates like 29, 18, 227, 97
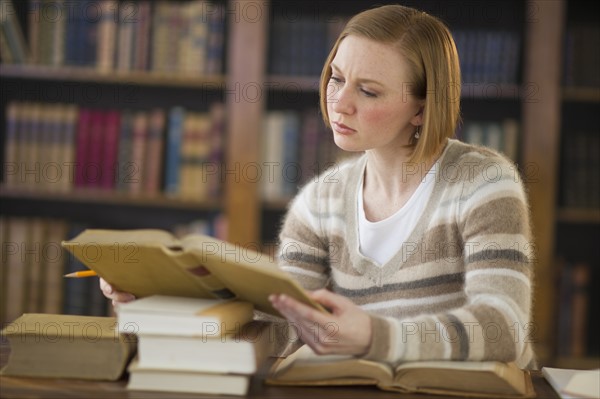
269, 289, 372, 356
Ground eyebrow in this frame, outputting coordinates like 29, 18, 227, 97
330, 63, 385, 88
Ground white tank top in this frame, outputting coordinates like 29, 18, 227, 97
358, 161, 438, 266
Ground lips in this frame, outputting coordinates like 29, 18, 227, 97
332, 121, 356, 135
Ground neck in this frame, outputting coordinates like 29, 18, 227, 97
364, 144, 441, 198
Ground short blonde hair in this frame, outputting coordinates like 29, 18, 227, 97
319, 5, 461, 164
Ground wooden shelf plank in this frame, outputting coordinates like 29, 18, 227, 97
562, 86, 600, 102
0, 186, 221, 211
0, 64, 226, 89
556, 208, 600, 224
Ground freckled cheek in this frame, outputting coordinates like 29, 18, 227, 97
359, 106, 399, 130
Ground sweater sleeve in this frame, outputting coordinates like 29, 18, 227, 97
277, 180, 330, 291
363, 155, 536, 369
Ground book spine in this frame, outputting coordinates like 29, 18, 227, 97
85, 109, 105, 188
129, 111, 149, 195
74, 108, 92, 188
205, 2, 224, 75
164, 107, 185, 196
143, 108, 166, 195
116, 110, 133, 192
101, 109, 120, 189
42, 219, 68, 314
28, 0, 41, 64
96, 0, 117, 72
0, 0, 29, 63
133, 1, 151, 71
3, 102, 20, 188
60, 104, 78, 192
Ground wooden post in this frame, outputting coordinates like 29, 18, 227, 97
521, 0, 565, 364
224, 0, 269, 247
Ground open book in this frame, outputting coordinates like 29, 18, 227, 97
266, 345, 535, 398
62, 229, 324, 317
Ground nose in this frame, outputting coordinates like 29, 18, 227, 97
329, 83, 354, 115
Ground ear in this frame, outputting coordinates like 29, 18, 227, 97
411, 104, 425, 126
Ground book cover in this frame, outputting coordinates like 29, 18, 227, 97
1, 313, 137, 380
61, 229, 325, 317
134, 320, 274, 375
127, 359, 250, 396
117, 295, 254, 337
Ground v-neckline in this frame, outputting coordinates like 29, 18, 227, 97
344, 140, 455, 287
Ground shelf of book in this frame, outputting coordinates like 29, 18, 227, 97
0, 64, 227, 89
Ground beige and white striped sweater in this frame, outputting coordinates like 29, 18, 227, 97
278, 139, 536, 369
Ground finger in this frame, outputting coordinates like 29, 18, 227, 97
112, 291, 136, 303
99, 278, 114, 296
310, 289, 352, 313
272, 294, 333, 327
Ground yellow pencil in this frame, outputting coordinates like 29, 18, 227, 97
64, 270, 98, 278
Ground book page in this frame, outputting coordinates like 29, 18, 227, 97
268, 345, 393, 385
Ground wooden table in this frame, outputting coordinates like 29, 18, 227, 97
0, 341, 560, 398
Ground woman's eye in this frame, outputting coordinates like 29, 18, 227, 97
361, 89, 377, 97
330, 76, 343, 83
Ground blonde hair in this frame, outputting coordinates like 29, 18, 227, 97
319, 5, 461, 163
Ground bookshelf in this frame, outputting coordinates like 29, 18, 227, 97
1, 0, 598, 368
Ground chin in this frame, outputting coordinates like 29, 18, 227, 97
333, 135, 365, 153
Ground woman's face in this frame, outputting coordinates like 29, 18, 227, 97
326, 35, 423, 154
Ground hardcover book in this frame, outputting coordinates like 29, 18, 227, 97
267, 345, 535, 398
61, 229, 324, 317
1, 313, 136, 380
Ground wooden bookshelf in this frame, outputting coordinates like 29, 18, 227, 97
0, 186, 221, 211
0, 64, 226, 88
562, 87, 600, 103
556, 208, 600, 224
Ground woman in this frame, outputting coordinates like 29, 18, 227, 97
103, 4, 535, 368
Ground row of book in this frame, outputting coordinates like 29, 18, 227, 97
3, 101, 225, 200
261, 109, 342, 201
555, 259, 597, 358
268, 15, 346, 77
564, 26, 600, 87
560, 130, 600, 209
0, 216, 225, 326
0, 0, 225, 75
453, 30, 521, 85
457, 118, 520, 162
268, 16, 521, 85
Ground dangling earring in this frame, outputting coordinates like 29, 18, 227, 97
414, 126, 421, 140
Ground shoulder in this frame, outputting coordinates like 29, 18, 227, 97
442, 139, 523, 192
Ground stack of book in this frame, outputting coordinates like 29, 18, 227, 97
117, 295, 270, 396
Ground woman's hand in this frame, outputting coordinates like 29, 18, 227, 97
269, 289, 372, 356
99, 278, 135, 308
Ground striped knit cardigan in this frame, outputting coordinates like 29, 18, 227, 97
277, 139, 536, 369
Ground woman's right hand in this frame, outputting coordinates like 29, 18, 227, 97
99, 278, 136, 308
